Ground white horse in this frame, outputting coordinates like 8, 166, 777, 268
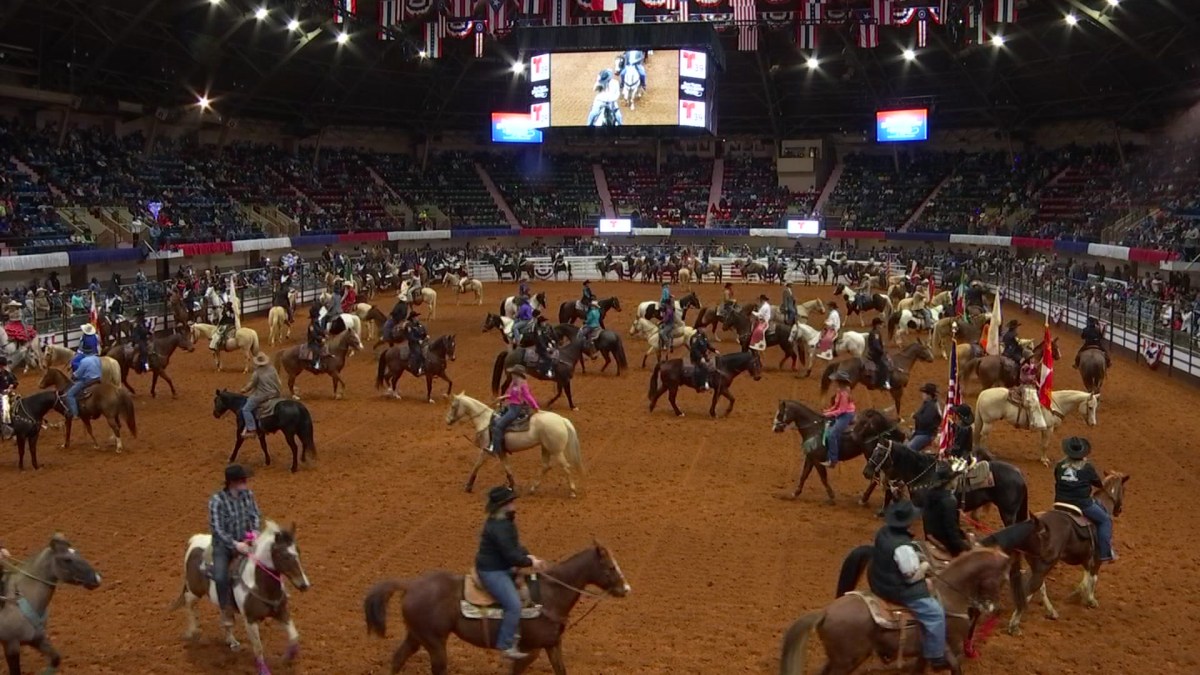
636, 299, 685, 320
190, 323, 261, 372
0, 331, 43, 372
500, 293, 546, 319
203, 285, 227, 323
399, 280, 438, 319
788, 322, 821, 377
893, 305, 945, 345
974, 388, 1100, 466
456, 277, 484, 305
630, 317, 695, 367
619, 60, 642, 109
818, 330, 869, 360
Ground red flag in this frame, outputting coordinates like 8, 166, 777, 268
89, 293, 101, 341
978, 321, 990, 351
936, 340, 961, 458
1038, 321, 1054, 408
927, 275, 935, 300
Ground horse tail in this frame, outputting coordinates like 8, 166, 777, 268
887, 310, 900, 341
491, 351, 507, 396
778, 611, 825, 675
563, 419, 584, 475
299, 406, 317, 458
121, 392, 138, 437
375, 349, 389, 390
363, 578, 412, 638
835, 545, 873, 596
614, 336, 628, 370
648, 362, 662, 401
819, 365, 832, 394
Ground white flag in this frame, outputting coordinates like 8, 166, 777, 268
985, 285, 1001, 356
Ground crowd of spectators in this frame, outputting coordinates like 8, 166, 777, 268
709, 156, 819, 227
483, 153, 598, 228
602, 155, 711, 228
910, 150, 1066, 234
827, 151, 953, 231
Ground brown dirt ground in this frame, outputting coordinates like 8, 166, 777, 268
4, 279, 1199, 675
550, 52, 679, 127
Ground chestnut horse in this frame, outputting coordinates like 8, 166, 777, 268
374, 334, 457, 402
364, 543, 629, 675
274, 329, 362, 400
818, 341, 935, 413
105, 328, 195, 397
39, 368, 137, 452
647, 350, 762, 418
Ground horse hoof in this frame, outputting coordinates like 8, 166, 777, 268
228, 640, 242, 652
1007, 625, 1022, 637
1085, 599, 1099, 609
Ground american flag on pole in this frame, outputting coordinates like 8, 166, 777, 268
334, 0, 357, 23
1038, 319, 1054, 408
797, 1, 821, 49
423, 16, 444, 56
734, 0, 757, 51
994, 0, 1016, 23
487, 0, 510, 33
935, 335, 961, 458
378, 0, 399, 39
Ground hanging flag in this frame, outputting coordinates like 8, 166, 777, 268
487, 0, 510, 33
379, 0, 399, 39
550, 0, 571, 25
978, 321, 991, 352
613, 0, 636, 23
935, 335, 961, 458
521, 0, 544, 15
994, 0, 1016, 24
954, 271, 967, 319
1141, 339, 1165, 368
733, 0, 757, 51
927, 274, 936, 302
797, 1, 821, 50
966, 2, 986, 44
334, 0, 357, 23
874, 0, 893, 26
985, 286, 1002, 355
89, 292, 101, 341
1037, 320, 1054, 408
423, 17, 444, 57
856, 14, 879, 49
678, 0, 688, 21
915, 6, 932, 47
475, 29, 485, 56
228, 274, 241, 331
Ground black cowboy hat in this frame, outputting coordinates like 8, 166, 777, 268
872, 317, 884, 326
884, 500, 921, 528
934, 463, 955, 486
1006, 319, 1020, 329
951, 404, 974, 425
224, 464, 252, 484
1063, 437, 1092, 460
919, 382, 939, 396
0, 356, 8, 367
486, 485, 518, 513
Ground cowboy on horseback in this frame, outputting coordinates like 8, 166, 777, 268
781, 283, 797, 325
1001, 319, 1022, 364
239, 353, 283, 439
867, 500, 951, 671
490, 365, 538, 455
0, 356, 17, 440
918, 464, 972, 557
582, 301, 602, 357
132, 307, 153, 373
104, 288, 123, 328
867, 317, 892, 390
406, 311, 428, 376
384, 300, 407, 344
1075, 317, 1111, 368
750, 294, 771, 351
1054, 437, 1115, 563
272, 281, 294, 325
658, 295, 676, 358
533, 315, 557, 378
212, 301, 236, 353
578, 280, 595, 313
820, 372, 856, 468
406, 270, 424, 304
475, 485, 548, 660
908, 383, 941, 452
946, 404, 974, 465
325, 276, 344, 329
688, 329, 717, 391
964, 280, 985, 315
64, 351, 102, 419
817, 301, 841, 360
513, 298, 534, 349
78, 323, 100, 358
207, 464, 262, 631
306, 305, 326, 371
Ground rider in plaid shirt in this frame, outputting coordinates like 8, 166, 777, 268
208, 464, 261, 626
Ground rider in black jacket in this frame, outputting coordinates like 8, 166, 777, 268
918, 464, 972, 557
908, 383, 941, 452
867, 317, 891, 390
1075, 316, 1110, 368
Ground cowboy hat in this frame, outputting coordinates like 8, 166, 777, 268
919, 382, 939, 396
81, 324, 96, 336
951, 404, 974, 425
252, 353, 271, 367
1063, 437, 1092, 460
872, 317, 884, 326
884, 500, 921, 528
486, 485, 518, 513
224, 463, 253, 484
6, 300, 22, 308
1006, 319, 1020, 329
507, 364, 527, 377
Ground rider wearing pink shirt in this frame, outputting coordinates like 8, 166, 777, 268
490, 365, 539, 454
821, 371, 856, 468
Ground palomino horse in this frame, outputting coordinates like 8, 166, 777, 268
778, 548, 1011, 675
982, 471, 1128, 635
274, 329, 362, 400
455, 277, 483, 305
190, 323, 262, 372
553, 322, 629, 376
974, 388, 1099, 465
173, 521, 311, 675
39, 368, 137, 452
41, 347, 123, 387
771, 402, 901, 505
398, 281, 438, 319
1078, 347, 1108, 393
629, 317, 695, 367
0, 534, 101, 673
364, 543, 629, 675
648, 350, 763, 417
445, 392, 584, 496
375, 334, 457, 402
105, 328, 195, 398
834, 284, 894, 327
491, 333, 592, 410
931, 315, 988, 359
268, 306, 291, 345
818, 341, 935, 413
558, 296, 621, 325
213, 390, 317, 473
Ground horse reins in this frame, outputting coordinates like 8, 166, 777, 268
538, 570, 609, 629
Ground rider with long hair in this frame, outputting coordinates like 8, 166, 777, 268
474, 486, 548, 660
1054, 437, 1115, 563
490, 365, 538, 455
820, 372, 856, 469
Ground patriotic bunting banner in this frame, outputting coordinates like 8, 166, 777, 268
334, 0, 357, 23
379, 0, 399, 40
874, 0, 893, 26
733, 0, 757, 51
994, 0, 1016, 24
404, 0, 436, 19
856, 17, 878, 48
423, 16, 444, 57
1141, 339, 1165, 368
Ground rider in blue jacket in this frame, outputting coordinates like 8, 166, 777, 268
66, 353, 102, 418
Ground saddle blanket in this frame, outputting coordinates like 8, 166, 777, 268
493, 408, 532, 433
459, 601, 542, 621
461, 570, 541, 620
3, 322, 34, 343
952, 461, 995, 493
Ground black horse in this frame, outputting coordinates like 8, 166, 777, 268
771, 400, 902, 505
558, 296, 622, 325
863, 440, 1029, 526
647, 350, 762, 418
490, 332, 593, 410
553, 323, 628, 376
595, 259, 627, 281
7, 390, 60, 470
721, 306, 800, 370
212, 389, 317, 473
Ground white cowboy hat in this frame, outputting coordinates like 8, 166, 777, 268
81, 324, 96, 336
6, 300, 22, 308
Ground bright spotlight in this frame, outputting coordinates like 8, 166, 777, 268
418, 50, 427, 58
1106, 0, 1119, 6
197, 96, 211, 109
806, 56, 819, 69
335, 32, 350, 45
287, 19, 300, 31
902, 49, 916, 62
991, 34, 1005, 46
254, 7, 268, 20
209, 0, 221, 5
511, 61, 524, 74
1064, 14, 1078, 26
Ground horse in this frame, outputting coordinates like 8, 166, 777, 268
772, 402, 902, 505
974, 388, 1099, 465
647, 350, 762, 417
445, 392, 584, 496
722, 305, 800, 370
931, 316, 987, 359
96, 314, 131, 349
375, 334, 457, 402
363, 543, 628, 675
38, 368, 137, 452
981, 471, 1128, 635
482, 313, 532, 347
173, 521, 311, 675
779, 548, 1011, 675
6, 390, 64, 470
794, 298, 826, 323
554, 323, 628, 376
105, 328, 195, 398
190, 323, 262, 372
595, 259, 627, 280
692, 260, 723, 283
818, 341, 935, 413
636, 292, 700, 321
491, 332, 592, 410
0, 329, 44, 373
267, 305, 292, 345
629, 317, 696, 367
834, 284, 894, 327
455, 277, 483, 305
500, 291, 547, 319
558, 296, 622, 325
787, 322, 821, 377
43, 346, 120, 386
863, 439, 1029, 526
398, 280, 438, 319
0, 534, 102, 673
212, 389, 317, 473
887, 305, 945, 346
274, 329, 362, 400
1078, 347, 1108, 393
618, 56, 642, 109
690, 305, 736, 341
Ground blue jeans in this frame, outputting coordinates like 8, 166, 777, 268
64, 377, 98, 417
586, 101, 622, 126
242, 397, 263, 432
907, 433, 933, 453
477, 569, 522, 650
1080, 499, 1114, 560
212, 544, 235, 610
903, 596, 946, 660
827, 413, 853, 464
491, 406, 523, 453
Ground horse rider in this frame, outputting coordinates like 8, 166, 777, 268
816, 300, 842, 360
867, 317, 892, 390
918, 464, 972, 558
586, 69, 622, 126
1019, 352, 1039, 388
0, 356, 18, 440
623, 49, 647, 89
406, 269, 424, 304
104, 288, 123, 328
1001, 319, 1023, 365
658, 295, 676, 358
208, 464, 262, 631
721, 282, 735, 317
406, 311, 428, 376
131, 307, 153, 373
907, 383, 941, 452
212, 301, 237, 353
582, 300, 602, 357
384, 300, 407, 344
325, 276, 345, 329
659, 282, 671, 308
306, 305, 327, 371
781, 283, 797, 326
688, 328, 718, 391
750, 293, 771, 351
65, 350, 102, 420
579, 279, 596, 313
517, 278, 530, 303
341, 279, 358, 313
240, 353, 284, 439
820, 371, 856, 469
1054, 437, 1115, 563
475, 485, 548, 660
867, 500, 951, 671
946, 404, 974, 466
1076, 316, 1111, 368
512, 297, 535, 349
912, 290, 933, 332
533, 314, 557, 378
78, 322, 100, 358
964, 280, 985, 315
490, 365, 539, 455
272, 282, 294, 325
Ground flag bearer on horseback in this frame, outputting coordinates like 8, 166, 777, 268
65, 351, 102, 420
533, 315, 557, 378
490, 365, 539, 455
306, 305, 326, 371
946, 405, 974, 466
907, 383, 941, 452
132, 307, 152, 373
513, 298, 534, 349
867, 500, 952, 671
919, 465, 972, 557
1075, 317, 1111, 368
406, 311, 428, 376
207, 464, 262, 631
239, 353, 283, 439
1054, 437, 1115, 563
582, 301, 602, 357
475, 485, 548, 660
867, 317, 891, 390
820, 372, 856, 468
0, 356, 17, 439
1001, 320, 1022, 363
211, 301, 236, 353
688, 329, 717, 391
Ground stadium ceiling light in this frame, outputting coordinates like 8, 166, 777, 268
806, 56, 819, 69
902, 48, 916, 62
287, 18, 301, 31
209, 0, 221, 5
418, 50, 427, 58
254, 7, 268, 20
335, 32, 350, 45
1064, 14, 1078, 26
991, 34, 1005, 46
197, 96, 211, 109
511, 61, 524, 74
1106, 0, 1119, 6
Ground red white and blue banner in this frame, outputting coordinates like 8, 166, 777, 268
994, 0, 1017, 24
334, 0, 357, 23
423, 16, 444, 57
487, 0, 511, 33
733, 0, 757, 51
378, 0, 399, 40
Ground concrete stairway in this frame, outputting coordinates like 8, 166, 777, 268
475, 162, 519, 228
706, 158, 724, 226
813, 161, 845, 215
593, 164, 616, 218
901, 172, 956, 231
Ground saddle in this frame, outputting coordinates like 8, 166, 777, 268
844, 587, 934, 631
460, 568, 542, 620
1050, 502, 1094, 529
256, 398, 290, 421
299, 345, 329, 361
77, 381, 103, 402
493, 406, 533, 434
950, 461, 995, 494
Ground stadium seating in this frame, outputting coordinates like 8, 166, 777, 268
711, 156, 819, 227
372, 152, 504, 228
603, 155, 711, 228
909, 150, 1065, 234
482, 153, 599, 228
826, 152, 953, 231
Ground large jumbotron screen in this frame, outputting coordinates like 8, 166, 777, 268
528, 49, 713, 130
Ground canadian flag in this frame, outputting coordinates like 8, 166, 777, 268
1038, 321, 1054, 408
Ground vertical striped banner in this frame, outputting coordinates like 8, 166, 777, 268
733, 0, 757, 51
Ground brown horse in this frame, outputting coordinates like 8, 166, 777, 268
374, 334, 457, 402
105, 328, 195, 398
0, 534, 102, 674
779, 548, 1011, 675
818, 341, 935, 413
491, 333, 592, 410
39, 368, 138, 452
1078, 347, 1108, 393
647, 350, 762, 417
363, 543, 630, 675
691, 304, 735, 342
981, 471, 1128, 635
274, 329, 362, 400
962, 338, 1059, 390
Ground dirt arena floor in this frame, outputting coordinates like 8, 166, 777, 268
4, 279, 1199, 674
550, 52, 679, 127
